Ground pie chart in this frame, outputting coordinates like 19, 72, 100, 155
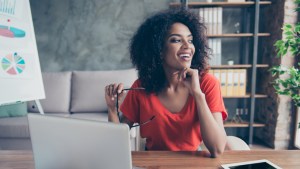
1, 52, 25, 75
0, 25, 26, 38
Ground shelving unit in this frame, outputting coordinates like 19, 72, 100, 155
210, 64, 268, 68
207, 33, 270, 37
224, 122, 265, 128
170, 1, 271, 7
172, 0, 271, 145
223, 94, 267, 99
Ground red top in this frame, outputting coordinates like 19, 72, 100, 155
120, 73, 227, 151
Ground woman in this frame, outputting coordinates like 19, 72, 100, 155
105, 9, 227, 157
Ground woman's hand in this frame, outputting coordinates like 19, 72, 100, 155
104, 83, 126, 113
179, 68, 202, 96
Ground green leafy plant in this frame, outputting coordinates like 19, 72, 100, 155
270, 0, 300, 127
270, 64, 300, 107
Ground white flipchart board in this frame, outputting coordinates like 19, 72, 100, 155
0, 0, 45, 105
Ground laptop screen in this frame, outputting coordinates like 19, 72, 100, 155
28, 113, 132, 169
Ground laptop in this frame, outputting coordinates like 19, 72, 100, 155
28, 113, 133, 169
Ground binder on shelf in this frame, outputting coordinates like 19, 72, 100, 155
217, 7, 223, 35
199, 8, 204, 22
226, 69, 234, 96
220, 69, 227, 96
216, 39, 222, 65
213, 69, 221, 82
238, 69, 247, 96
233, 69, 239, 96
204, 8, 209, 33
208, 39, 213, 65
212, 39, 217, 65
208, 39, 222, 66
199, 7, 222, 36
212, 7, 217, 35
208, 8, 213, 35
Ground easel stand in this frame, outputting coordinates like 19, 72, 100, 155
34, 100, 44, 115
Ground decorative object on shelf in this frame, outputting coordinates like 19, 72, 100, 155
231, 108, 244, 123
227, 59, 234, 65
234, 22, 240, 34
244, 108, 248, 117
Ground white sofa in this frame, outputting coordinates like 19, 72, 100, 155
0, 69, 138, 150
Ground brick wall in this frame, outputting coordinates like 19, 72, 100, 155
256, 0, 298, 149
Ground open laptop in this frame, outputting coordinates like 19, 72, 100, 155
28, 113, 133, 169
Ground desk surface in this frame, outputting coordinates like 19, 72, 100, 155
0, 150, 300, 169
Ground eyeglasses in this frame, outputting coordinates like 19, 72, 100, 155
116, 87, 155, 128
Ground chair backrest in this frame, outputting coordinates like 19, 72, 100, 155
200, 136, 250, 151
225, 136, 250, 150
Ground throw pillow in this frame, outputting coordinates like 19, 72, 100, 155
0, 102, 27, 118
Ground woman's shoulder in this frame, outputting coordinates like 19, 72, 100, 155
200, 72, 218, 84
131, 79, 143, 87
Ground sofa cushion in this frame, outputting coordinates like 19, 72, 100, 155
0, 102, 27, 118
27, 72, 72, 114
0, 116, 30, 138
70, 69, 137, 113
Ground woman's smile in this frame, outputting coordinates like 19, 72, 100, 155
178, 52, 193, 62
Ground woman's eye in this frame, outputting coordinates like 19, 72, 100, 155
188, 40, 193, 43
170, 39, 181, 43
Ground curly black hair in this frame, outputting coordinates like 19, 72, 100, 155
129, 9, 210, 94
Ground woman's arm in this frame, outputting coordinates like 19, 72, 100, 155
180, 68, 227, 157
194, 92, 227, 158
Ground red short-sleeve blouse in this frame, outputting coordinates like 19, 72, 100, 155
120, 73, 227, 150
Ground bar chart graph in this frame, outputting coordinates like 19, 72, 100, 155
0, 0, 16, 15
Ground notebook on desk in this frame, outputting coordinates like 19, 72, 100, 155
28, 113, 141, 169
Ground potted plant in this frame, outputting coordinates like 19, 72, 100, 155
270, 0, 300, 147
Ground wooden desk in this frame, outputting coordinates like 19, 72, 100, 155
0, 150, 300, 169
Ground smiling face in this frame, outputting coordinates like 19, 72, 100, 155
161, 22, 195, 72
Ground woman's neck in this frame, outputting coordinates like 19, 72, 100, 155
163, 68, 184, 92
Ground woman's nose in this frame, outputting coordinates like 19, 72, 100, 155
182, 40, 190, 48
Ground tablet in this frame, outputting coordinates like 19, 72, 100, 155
221, 159, 282, 169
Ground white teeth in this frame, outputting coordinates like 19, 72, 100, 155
179, 54, 190, 58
